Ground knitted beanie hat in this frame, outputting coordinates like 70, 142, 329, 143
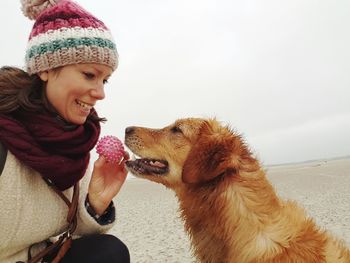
21, 0, 118, 75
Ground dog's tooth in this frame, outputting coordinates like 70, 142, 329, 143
151, 161, 166, 168
131, 154, 137, 161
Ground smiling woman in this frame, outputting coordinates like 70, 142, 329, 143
38, 64, 112, 125
0, 0, 130, 263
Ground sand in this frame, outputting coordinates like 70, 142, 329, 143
109, 157, 350, 263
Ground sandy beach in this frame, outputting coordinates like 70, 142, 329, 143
109, 157, 350, 263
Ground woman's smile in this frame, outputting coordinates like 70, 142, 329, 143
75, 99, 94, 114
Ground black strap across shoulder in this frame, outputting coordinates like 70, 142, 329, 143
0, 142, 7, 176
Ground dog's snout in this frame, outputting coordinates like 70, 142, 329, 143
125, 126, 135, 136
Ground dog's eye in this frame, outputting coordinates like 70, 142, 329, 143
171, 126, 182, 134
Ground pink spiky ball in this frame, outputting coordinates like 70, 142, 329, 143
96, 135, 125, 163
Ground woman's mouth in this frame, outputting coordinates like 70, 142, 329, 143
75, 100, 93, 112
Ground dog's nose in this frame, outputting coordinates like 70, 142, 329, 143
125, 126, 135, 135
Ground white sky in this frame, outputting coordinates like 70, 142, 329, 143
1, 0, 350, 165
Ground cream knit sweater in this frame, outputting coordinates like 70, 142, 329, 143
0, 152, 115, 262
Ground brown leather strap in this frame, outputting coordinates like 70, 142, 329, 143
27, 235, 66, 263
27, 181, 80, 263
48, 183, 80, 230
67, 184, 79, 224
51, 236, 72, 263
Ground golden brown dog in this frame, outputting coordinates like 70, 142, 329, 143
124, 118, 350, 263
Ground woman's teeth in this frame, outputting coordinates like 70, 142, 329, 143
76, 100, 92, 110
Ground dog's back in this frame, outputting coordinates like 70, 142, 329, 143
176, 168, 348, 262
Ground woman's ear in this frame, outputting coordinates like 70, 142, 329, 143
38, 71, 49, 82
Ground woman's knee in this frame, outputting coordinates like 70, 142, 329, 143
60, 234, 130, 263
101, 234, 130, 262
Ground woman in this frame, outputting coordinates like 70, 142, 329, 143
0, 0, 130, 262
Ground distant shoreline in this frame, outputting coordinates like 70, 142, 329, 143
265, 155, 350, 168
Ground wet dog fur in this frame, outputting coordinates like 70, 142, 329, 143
124, 118, 350, 263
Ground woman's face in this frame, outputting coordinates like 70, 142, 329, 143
39, 63, 112, 125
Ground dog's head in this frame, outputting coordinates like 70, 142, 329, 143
125, 118, 255, 188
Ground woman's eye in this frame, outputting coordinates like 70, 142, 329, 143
83, 72, 95, 79
171, 126, 182, 133
103, 79, 109, 85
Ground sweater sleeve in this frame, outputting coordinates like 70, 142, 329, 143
74, 166, 116, 235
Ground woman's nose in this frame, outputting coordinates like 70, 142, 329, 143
91, 85, 105, 100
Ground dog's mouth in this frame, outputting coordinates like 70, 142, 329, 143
125, 154, 169, 176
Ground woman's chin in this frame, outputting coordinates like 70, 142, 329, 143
65, 113, 88, 125
72, 117, 88, 125
67, 108, 90, 125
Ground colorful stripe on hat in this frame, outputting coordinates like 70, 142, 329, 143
24, 0, 118, 74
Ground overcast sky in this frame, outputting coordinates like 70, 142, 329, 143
1, 0, 350, 165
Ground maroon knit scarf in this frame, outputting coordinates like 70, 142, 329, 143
0, 110, 100, 190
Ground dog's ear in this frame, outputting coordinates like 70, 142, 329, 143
182, 121, 237, 184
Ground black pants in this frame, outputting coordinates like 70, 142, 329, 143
44, 234, 130, 263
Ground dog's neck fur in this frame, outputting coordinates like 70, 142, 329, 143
175, 161, 330, 263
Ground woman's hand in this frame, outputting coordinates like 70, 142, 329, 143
88, 152, 129, 215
